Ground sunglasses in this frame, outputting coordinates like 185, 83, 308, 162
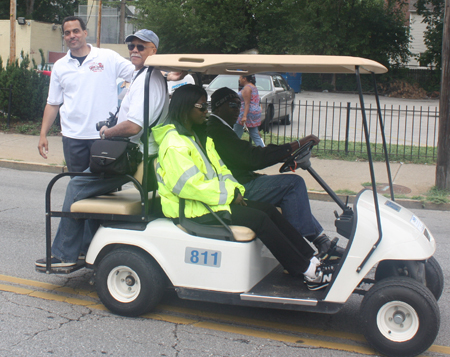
127, 43, 154, 52
194, 102, 208, 112
228, 101, 241, 108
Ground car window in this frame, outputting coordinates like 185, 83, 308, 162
254, 76, 272, 91
275, 75, 289, 91
272, 76, 282, 89
208, 75, 239, 90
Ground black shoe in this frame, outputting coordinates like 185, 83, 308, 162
304, 262, 338, 291
313, 235, 344, 261
35, 257, 76, 268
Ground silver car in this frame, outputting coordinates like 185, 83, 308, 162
204, 73, 295, 131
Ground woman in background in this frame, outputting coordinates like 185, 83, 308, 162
233, 75, 265, 147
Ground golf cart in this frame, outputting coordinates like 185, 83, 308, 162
37, 55, 443, 357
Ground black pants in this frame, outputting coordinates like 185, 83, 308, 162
62, 136, 98, 173
192, 200, 315, 276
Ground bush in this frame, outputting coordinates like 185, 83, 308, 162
0, 50, 49, 121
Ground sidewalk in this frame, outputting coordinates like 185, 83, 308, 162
0, 132, 447, 211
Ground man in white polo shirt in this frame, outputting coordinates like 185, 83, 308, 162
38, 16, 135, 173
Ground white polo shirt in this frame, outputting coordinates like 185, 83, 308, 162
47, 44, 135, 139
117, 67, 169, 153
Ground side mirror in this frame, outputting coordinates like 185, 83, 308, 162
275, 87, 284, 92
203, 84, 208, 88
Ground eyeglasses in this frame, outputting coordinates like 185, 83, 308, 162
228, 101, 241, 108
194, 102, 208, 112
127, 43, 155, 52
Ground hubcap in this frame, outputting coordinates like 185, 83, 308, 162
107, 265, 141, 303
377, 301, 419, 342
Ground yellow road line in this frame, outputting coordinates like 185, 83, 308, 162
1, 275, 449, 355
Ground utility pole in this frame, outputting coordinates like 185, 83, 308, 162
9, 0, 16, 65
96, 0, 102, 48
119, 0, 126, 44
436, 0, 450, 189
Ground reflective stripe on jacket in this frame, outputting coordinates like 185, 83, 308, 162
152, 123, 245, 219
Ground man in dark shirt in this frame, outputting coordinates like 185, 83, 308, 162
207, 87, 343, 258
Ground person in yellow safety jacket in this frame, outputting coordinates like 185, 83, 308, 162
152, 84, 338, 291
153, 113, 243, 221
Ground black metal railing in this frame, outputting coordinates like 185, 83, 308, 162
259, 98, 439, 161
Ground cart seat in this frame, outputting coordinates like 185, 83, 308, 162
176, 224, 256, 242
71, 188, 152, 215
70, 162, 151, 216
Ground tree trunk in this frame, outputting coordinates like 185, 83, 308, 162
119, 0, 126, 44
436, 0, 450, 189
25, 0, 35, 17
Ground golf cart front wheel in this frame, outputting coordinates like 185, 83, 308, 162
375, 257, 444, 301
361, 277, 439, 357
96, 246, 165, 317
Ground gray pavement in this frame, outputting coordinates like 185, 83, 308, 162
0, 130, 447, 210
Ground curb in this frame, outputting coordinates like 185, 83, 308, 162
308, 191, 450, 211
2, 159, 449, 212
0, 159, 65, 174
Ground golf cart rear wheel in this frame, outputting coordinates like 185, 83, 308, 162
361, 277, 439, 357
96, 246, 165, 317
375, 257, 444, 301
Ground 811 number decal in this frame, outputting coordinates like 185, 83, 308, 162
185, 247, 222, 267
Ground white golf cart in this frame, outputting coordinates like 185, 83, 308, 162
37, 55, 443, 357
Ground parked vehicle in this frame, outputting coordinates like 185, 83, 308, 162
203, 73, 295, 131
37, 54, 442, 357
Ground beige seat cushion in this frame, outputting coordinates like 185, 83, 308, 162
71, 188, 152, 215
177, 224, 256, 242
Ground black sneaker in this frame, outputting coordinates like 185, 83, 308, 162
313, 235, 344, 262
304, 262, 338, 291
35, 257, 76, 268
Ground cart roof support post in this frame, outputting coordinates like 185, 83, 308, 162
355, 65, 383, 273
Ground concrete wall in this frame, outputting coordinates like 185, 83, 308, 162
0, 20, 130, 67
408, 12, 428, 67
0, 20, 63, 66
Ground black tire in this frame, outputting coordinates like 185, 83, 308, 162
280, 102, 293, 125
375, 258, 444, 301
361, 277, 440, 357
261, 105, 274, 132
425, 257, 444, 301
96, 246, 165, 317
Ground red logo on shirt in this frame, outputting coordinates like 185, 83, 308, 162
89, 62, 104, 72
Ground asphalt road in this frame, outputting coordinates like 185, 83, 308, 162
0, 167, 449, 357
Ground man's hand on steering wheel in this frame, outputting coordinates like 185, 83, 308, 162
299, 134, 320, 147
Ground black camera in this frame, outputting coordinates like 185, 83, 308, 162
96, 108, 119, 131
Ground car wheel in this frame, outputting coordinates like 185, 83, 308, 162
280, 102, 293, 125
361, 277, 440, 357
375, 258, 443, 301
261, 106, 274, 132
96, 246, 165, 317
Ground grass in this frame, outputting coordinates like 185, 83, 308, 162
255, 132, 438, 165
0, 118, 61, 136
425, 186, 450, 204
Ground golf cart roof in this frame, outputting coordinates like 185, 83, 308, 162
144, 54, 387, 75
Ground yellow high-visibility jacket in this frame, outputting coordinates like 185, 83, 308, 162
152, 123, 245, 219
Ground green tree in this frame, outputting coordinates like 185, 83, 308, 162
135, 0, 257, 54
0, 50, 49, 121
0, 0, 79, 22
135, 0, 410, 65
295, 0, 410, 67
415, 0, 444, 68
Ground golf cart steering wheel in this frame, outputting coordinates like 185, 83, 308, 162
279, 140, 315, 173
